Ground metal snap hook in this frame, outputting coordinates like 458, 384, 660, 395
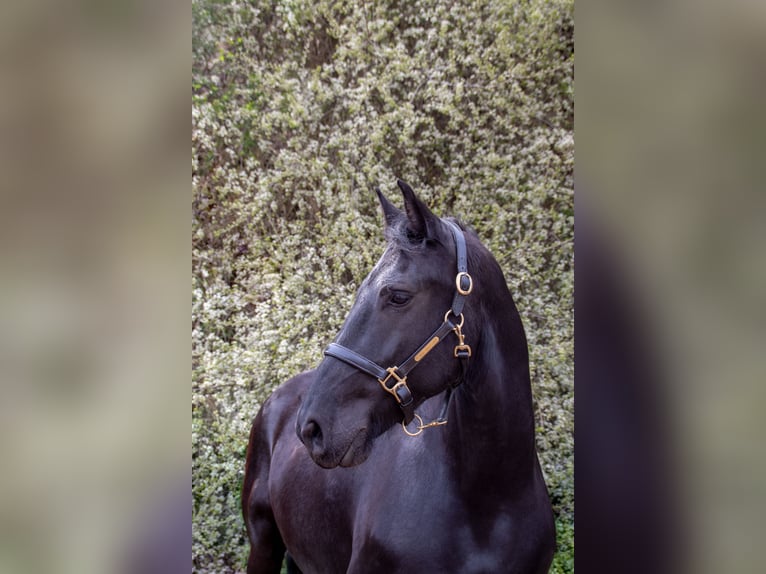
401, 413, 448, 437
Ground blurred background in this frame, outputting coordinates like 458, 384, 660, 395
577, 0, 766, 573
0, 0, 762, 572
0, 1, 188, 573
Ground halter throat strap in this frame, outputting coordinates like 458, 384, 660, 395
323, 220, 472, 430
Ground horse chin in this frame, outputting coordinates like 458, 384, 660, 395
337, 428, 372, 468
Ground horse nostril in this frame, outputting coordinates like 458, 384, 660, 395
300, 419, 323, 447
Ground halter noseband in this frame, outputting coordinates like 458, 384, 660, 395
323, 220, 473, 436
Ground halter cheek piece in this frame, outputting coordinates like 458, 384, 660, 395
324, 220, 472, 436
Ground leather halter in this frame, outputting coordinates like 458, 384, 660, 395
324, 220, 473, 435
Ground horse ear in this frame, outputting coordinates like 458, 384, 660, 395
375, 187, 402, 227
397, 179, 440, 240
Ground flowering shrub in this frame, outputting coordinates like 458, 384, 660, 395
193, 0, 573, 571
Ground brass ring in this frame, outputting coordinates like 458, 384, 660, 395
401, 414, 425, 437
443, 310, 465, 329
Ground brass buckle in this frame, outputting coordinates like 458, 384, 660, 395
378, 367, 408, 402
455, 272, 473, 295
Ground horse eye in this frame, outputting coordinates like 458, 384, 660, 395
389, 291, 411, 307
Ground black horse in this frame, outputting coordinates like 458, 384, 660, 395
242, 181, 555, 573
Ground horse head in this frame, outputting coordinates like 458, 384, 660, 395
296, 180, 482, 468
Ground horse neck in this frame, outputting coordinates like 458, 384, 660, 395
446, 282, 539, 493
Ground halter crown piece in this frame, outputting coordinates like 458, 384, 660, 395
324, 220, 472, 436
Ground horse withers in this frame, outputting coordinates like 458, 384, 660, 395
242, 181, 556, 573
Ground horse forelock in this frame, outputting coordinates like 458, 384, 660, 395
383, 219, 430, 253
383, 214, 468, 254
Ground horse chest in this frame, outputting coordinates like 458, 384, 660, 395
356, 475, 523, 568
271, 430, 521, 573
